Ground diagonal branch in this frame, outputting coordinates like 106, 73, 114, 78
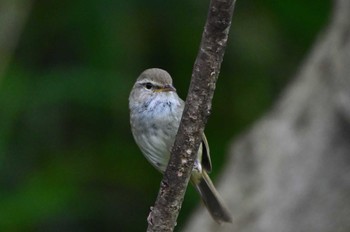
146, 0, 237, 231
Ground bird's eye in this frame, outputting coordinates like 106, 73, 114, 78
145, 82, 153, 90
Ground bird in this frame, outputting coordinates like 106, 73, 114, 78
129, 68, 232, 223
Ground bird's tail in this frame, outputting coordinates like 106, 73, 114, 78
193, 171, 232, 223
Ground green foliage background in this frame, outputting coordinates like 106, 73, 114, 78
0, 0, 330, 231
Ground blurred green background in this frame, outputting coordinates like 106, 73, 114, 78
0, 0, 330, 231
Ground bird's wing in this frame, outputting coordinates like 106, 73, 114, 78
201, 133, 212, 173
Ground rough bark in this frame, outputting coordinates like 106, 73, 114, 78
146, 0, 236, 231
184, 0, 350, 231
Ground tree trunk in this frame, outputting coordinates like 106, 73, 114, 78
0, 0, 32, 83
184, 0, 350, 231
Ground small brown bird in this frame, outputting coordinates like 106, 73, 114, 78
129, 68, 232, 223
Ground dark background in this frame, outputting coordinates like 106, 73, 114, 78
0, 0, 330, 231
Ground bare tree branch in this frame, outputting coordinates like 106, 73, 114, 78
146, 0, 236, 231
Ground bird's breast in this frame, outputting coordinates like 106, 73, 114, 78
130, 97, 183, 172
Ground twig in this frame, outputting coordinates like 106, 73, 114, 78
146, 1, 236, 231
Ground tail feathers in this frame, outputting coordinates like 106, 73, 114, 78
194, 172, 232, 223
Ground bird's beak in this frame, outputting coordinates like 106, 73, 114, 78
156, 85, 176, 92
